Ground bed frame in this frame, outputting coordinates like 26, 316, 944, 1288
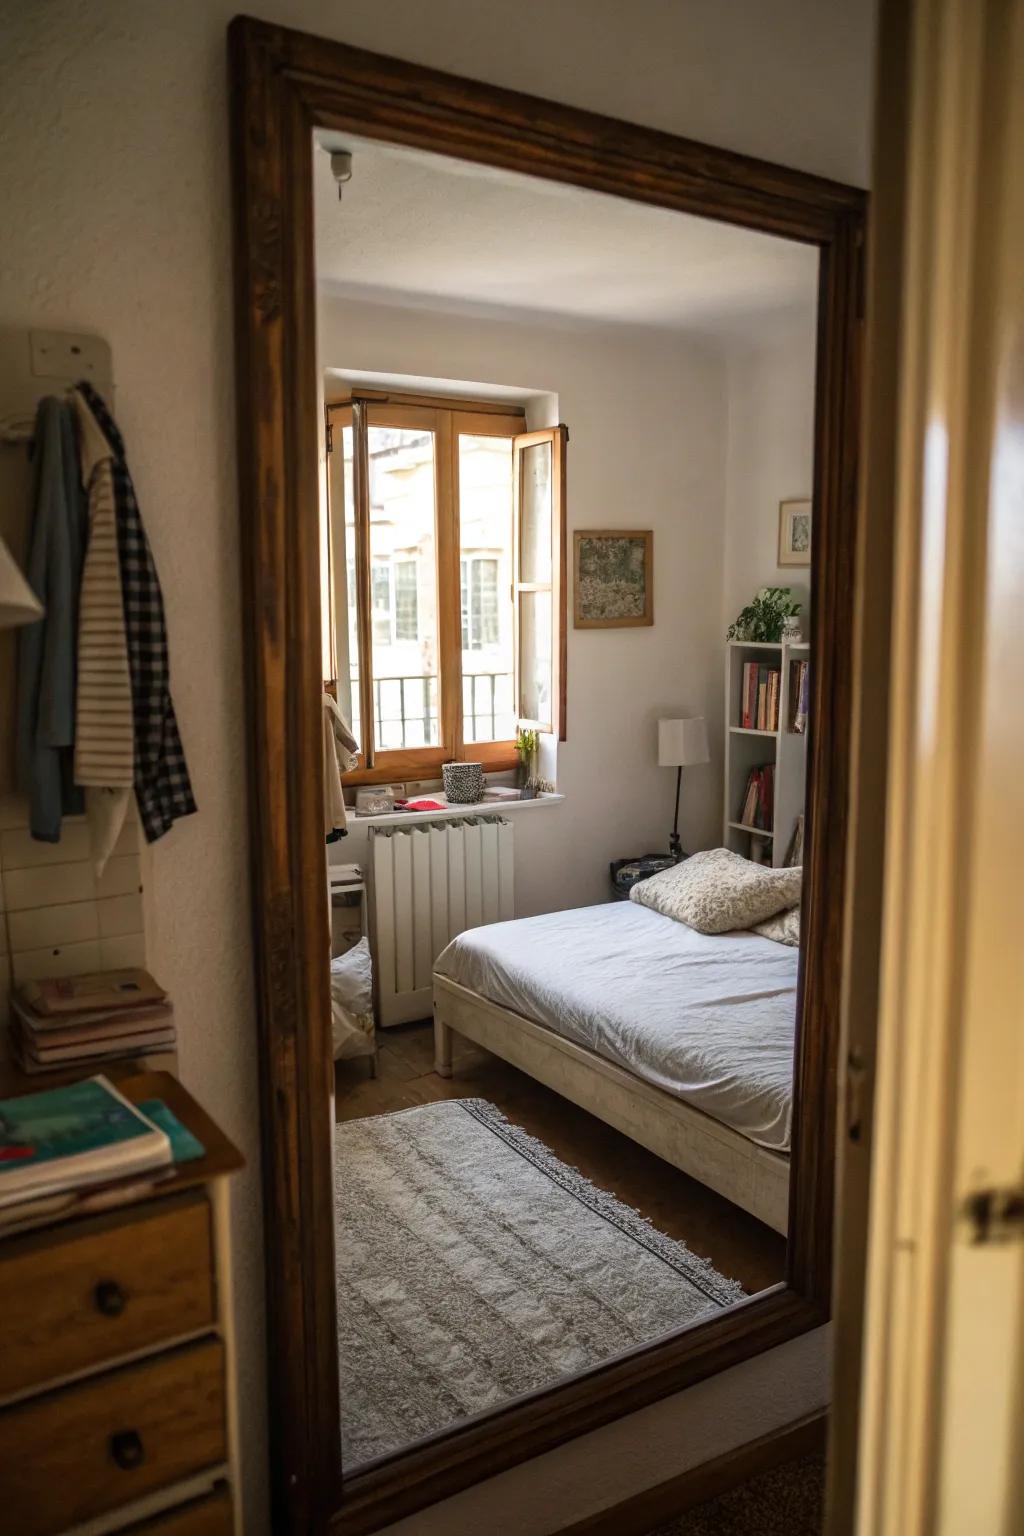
433, 973, 789, 1235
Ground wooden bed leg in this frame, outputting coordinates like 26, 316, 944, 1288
434, 1014, 454, 1078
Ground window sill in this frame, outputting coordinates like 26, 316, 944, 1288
346, 792, 565, 829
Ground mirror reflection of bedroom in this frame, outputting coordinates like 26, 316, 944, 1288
318, 135, 817, 1473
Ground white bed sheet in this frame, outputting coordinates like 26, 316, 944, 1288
435, 901, 798, 1152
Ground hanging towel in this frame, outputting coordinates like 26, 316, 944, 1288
74, 382, 197, 847
71, 388, 135, 871
323, 692, 359, 838
15, 398, 87, 841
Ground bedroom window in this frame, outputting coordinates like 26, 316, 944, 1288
325, 393, 566, 780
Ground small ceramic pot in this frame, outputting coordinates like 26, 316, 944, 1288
442, 761, 484, 804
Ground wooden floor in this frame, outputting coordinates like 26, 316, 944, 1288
335, 1021, 785, 1295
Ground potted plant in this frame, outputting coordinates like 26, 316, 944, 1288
514, 728, 539, 799
726, 586, 802, 643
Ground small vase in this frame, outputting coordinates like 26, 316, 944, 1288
442, 762, 484, 804
516, 750, 538, 792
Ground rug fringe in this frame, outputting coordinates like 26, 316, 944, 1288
457, 1097, 746, 1307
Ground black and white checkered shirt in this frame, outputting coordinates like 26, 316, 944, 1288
78, 383, 197, 843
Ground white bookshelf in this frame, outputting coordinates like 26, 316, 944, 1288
723, 639, 809, 867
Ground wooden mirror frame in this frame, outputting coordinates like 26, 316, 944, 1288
229, 16, 865, 1534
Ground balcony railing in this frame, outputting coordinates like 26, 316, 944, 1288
350, 671, 515, 750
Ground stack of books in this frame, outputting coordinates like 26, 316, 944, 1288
10, 968, 176, 1076
740, 663, 781, 732
789, 659, 810, 733
0, 1075, 201, 1233
739, 763, 775, 831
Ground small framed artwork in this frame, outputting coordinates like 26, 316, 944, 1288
573, 530, 654, 628
778, 498, 812, 567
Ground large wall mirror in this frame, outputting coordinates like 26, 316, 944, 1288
230, 17, 864, 1533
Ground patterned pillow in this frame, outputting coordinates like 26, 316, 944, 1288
752, 905, 801, 947
630, 847, 802, 934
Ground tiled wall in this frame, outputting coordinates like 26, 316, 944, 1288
0, 794, 145, 1045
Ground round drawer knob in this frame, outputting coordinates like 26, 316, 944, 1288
110, 1429, 145, 1471
94, 1279, 127, 1317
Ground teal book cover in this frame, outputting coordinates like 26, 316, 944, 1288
0, 1078, 152, 1177
138, 1100, 205, 1164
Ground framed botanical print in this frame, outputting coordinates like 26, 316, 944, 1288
778, 498, 812, 566
573, 530, 653, 628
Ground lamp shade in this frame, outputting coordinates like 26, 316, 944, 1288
0, 536, 42, 629
658, 716, 709, 768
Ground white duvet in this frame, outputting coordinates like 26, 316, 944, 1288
435, 902, 797, 1152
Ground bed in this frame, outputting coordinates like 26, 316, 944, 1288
432, 901, 797, 1233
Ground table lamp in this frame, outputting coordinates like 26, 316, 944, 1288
658, 716, 709, 860
0, 535, 42, 628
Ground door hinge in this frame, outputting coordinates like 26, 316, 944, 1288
326, 420, 334, 454
960, 1184, 1024, 1245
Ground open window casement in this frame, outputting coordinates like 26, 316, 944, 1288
513, 426, 567, 742
325, 393, 533, 779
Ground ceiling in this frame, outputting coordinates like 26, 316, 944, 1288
313, 134, 819, 335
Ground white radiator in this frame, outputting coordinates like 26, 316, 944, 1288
370, 817, 515, 1027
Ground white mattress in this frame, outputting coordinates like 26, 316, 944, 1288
435, 901, 798, 1152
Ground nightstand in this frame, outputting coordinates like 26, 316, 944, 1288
609, 853, 679, 900
0, 1071, 243, 1536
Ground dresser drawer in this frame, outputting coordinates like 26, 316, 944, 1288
0, 1339, 225, 1536
123, 1487, 233, 1536
0, 1193, 213, 1399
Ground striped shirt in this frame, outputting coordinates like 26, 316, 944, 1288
75, 383, 196, 843
73, 393, 134, 789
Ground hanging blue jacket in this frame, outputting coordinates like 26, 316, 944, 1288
16, 397, 87, 841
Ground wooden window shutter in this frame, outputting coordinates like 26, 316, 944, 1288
512, 426, 567, 740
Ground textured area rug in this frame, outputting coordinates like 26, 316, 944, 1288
335, 1098, 743, 1468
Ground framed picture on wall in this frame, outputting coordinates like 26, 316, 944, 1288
573, 530, 653, 628
778, 498, 812, 567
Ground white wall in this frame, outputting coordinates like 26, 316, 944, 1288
0, 3, 874, 1531
320, 292, 728, 909
722, 309, 819, 630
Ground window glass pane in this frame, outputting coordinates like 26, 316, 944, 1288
367, 426, 439, 750
394, 559, 419, 642
518, 589, 552, 726
330, 423, 360, 748
519, 440, 552, 584
472, 559, 499, 647
460, 558, 469, 651
371, 563, 391, 645
459, 434, 514, 742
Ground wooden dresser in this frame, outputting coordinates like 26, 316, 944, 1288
0, 1072, 243, 1536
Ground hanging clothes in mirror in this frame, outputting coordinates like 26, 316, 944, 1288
15, 397, 87, 842
72, 383, 197, 870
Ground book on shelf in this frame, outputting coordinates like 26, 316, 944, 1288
0, 1076, 173, 1210
739, 763, 775, 832
743, 664, 781, 731
789, 659, 810, 733
741, 662, 758, 728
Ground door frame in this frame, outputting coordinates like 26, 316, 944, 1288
228, 17, 866, 1533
